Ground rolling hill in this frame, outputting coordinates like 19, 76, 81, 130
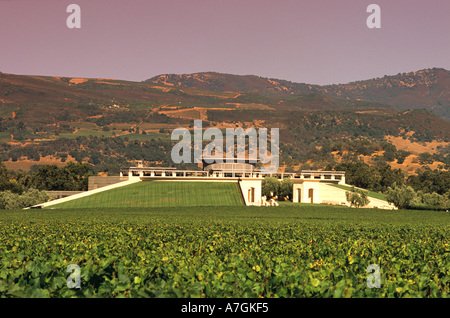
0, 68, 449, 175
147, 68, 450, 121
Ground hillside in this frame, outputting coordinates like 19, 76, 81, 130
0, 69, 449, 175
147, 68, 450, 121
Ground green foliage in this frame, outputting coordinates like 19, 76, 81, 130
395, 150, 411, 164
406, 169, 450, 195
345, 186, 370, 208
380, 141, 397, 162
279, 178, 293, 200
262, 177, 294, 201
333, 162, 404, 193
262, 177, 280, 199
384, 183, 416, 209
1, 135, 176, 173
50, 181, 243, 209
1, 206, 450, 298
0, 162, 24, 194
418, 153, 434, 165
30, 162, 94, 191
411, 190, 450, 210
0, 188, 50, 209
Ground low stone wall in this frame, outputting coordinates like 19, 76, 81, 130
46, 191, 84, 199
88, 176, 128, 191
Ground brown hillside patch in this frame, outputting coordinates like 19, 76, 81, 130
357, 151, 385, 165
160, 108, 203, 120
69, 78, 88, 85
390, 155, 443, 175
6, 141, 37, 146
227, 103, 275, 110
183, 89, 236, 99
3, 155, 79, 171
385, 135, 449, 155
160, 107, 235, 121
332, 149, 444, 175
355, 110, 382, 114
96, 81, 121, 85
152, 86, 173, 92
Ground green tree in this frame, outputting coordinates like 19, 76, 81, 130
406, 169, 450, 195
30, 162, 94, 191
0, 188, 50, 209
262, 177, 280, 199
385, 183, 416, 209
65, 162, 94, 191
345, 186, 370, 208
395, 150, 410, 164
19, 188, 51, 208
279, 178, 293, 201
334, 162, 381, 191
378, 165, 404, 192
418, 153, 434, 165
30, 165, 68, 190
413, 191, 449, 209
0, 162, 24, 193
380, 141, 397, 162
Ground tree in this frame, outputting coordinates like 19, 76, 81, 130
407, 169, 450, 195
30, 162, 94, 191
345, 186, 370, 208
262, 177, 279, 199
0, 162, 24, 193
334, 162, 381, 191
30, 165, 68, 191
0, 188, 50, 209
395, 150, 410, 164
380, 141, 397, 162
414, 190, 450, 210
19, 188, 51, 208
65, 161, 94, 190
279, 178, 293, 201
384, 183, 416, 209
378, 165, 404, 192
418, 153, 434, 165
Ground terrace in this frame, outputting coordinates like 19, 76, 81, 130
119, 165, 345, 184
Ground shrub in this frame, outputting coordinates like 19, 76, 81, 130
0, 188, 50, 209
384, 183, 416, 209
345, 186, 370, 208
262, 177, 280, 199
279, 178, 293, 201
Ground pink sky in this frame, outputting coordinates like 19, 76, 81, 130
0, 0, 449, 85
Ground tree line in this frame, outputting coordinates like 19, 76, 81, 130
0, 161, 94, 209
331, 162, 450, 210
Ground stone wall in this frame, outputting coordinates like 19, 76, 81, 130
88, 176, 128, 191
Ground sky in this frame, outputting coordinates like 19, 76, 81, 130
0, 0, 449, 85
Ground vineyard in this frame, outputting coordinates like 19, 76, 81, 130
1, 205, 449, 298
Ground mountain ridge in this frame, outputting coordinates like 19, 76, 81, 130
146, 67, 450, 121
